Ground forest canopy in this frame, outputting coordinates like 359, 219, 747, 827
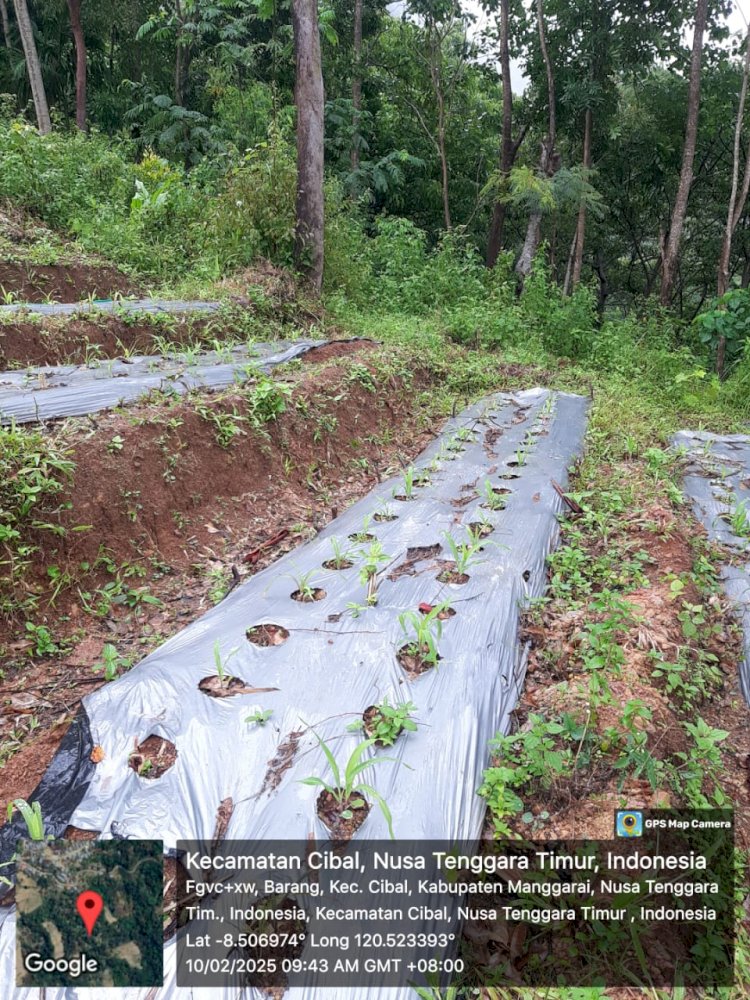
2, 0, 750, 377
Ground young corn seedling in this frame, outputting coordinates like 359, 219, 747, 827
358, 540, 390, 605
300, 735, 395, 838
394, 466, 417, 500
7, 799, 46, 840
323, 537, 354, 570
441, 531, 483, 578
730, 499, 750, 539
349, 514, 376, 543
213, 640, 239, 687
398, 602, 449, 671
374, 500, 397, 522
482, 479, 510, 511
290, 569, 325, 602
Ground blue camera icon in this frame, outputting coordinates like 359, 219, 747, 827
616, 810, 643, 837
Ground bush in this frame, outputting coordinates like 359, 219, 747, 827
203, 127, 297, 270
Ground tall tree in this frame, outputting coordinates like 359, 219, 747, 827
292, 0, 325, 294
569, 106, 592, 290
717, 23, 750, 299
12, 0, 51, 134
391, 2, 469, 231
486, 0, 519, 266
0, 0, 11, 50
516, 0, 558, 279
660, 0, 709, 306
66, 0, 86, 130
351, 0, 363, 172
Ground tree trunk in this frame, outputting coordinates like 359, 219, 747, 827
67, 0, 86, 131
516, 0, 557, 281
12, 0, 51, 134
571, 107, 592, 290
660, 0, 708, 307
486, 0, 513, 266
175, 43, 192, 106
350, 0, 362, 173
0, 0, 11, 50
292, 0, 325, 295
437, 110, 451, 230
717, 22, 750, 300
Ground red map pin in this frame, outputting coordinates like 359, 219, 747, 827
76, 890, 103, 936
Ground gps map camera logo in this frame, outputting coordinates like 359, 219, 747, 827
616, 810, 643, 837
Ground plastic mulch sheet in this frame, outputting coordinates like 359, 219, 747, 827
0, 387, 590, 998
673, 430, 750, 704
0, 340, 333, 424
0, 299, 222, 318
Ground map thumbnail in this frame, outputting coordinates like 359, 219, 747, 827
16, 839, 163, 987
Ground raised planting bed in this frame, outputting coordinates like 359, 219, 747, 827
0, 387, 589, 993
0, 338, 366, 424
673, 429, 750, 703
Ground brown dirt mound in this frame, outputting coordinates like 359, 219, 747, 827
0, 314, 364, 369
0, 315, 204, 367
19, 353, 401, 578
0, 262, 137, 303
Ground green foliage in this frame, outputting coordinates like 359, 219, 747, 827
695, 289, 750, 370
94, 643, 133, 682
7, 798, 46, 840
300, 734, 396, 838
348, 700, 418, 747
398, 603, 449, 666
0, 422, 75, 612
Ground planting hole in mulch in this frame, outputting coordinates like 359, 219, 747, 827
468, 520, 494, 537
362, 705, 394, 747
373, 511, 398, 522
163, 855, 189, 940
322, 558, 354, 570
129, 735, 177, 779
246, 623, 290, 647
291, 587, 326, 602
198, 674, 251, 698
393, 493, 416, 502
522, 569, 531, 582
349, 531, 376, 543
436, 562, 470, 585
418, 601, 456, 620
500, 472, 521, 480
397, 643, 442, 678
316, 789, 370, 838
